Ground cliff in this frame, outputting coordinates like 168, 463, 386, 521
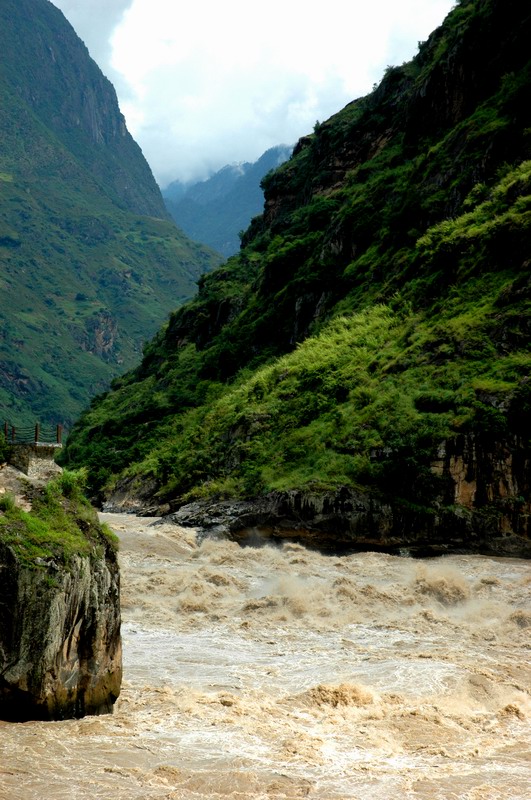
64, 0, 531, 555
0, 0, 222, 428
0, 0, 165, 218
163, 430, 530, 557
0, 469, 121, 721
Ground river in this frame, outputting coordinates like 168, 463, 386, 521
1, 512, 530, 799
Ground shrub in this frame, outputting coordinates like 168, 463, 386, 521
0, 492, 16, 513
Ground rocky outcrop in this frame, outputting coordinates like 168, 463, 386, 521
431, 433, 530, 537
83, 310, 119, 360
101, 428, 529, 557
0, 460, 122, 722
169, 489, 394, 553
101, 474, 161, 515
8, 444, 62, 482
166, 432, 530, 557
169, 486, 529, 558
0, 497, 121, 721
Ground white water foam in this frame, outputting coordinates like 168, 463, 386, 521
0, 513, 529, 800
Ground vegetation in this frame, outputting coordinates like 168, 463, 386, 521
63, 0, 531, 513
0, 433, 11, 463
0, 469, 118, 568
0, 0, 222, 429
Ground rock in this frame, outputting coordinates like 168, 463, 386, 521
169, 475, 531, 558
0, 525, 121, 722
101, 474, 160, 514
170, 488, 395, 553
105, 430, 530, 557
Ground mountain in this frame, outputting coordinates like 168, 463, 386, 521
63, 0, 531, 554
162, 146, 293, 257
0, 0, 222, 428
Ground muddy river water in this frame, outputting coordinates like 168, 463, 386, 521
1, 513, 530, 799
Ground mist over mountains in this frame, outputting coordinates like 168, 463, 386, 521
163, 146, 293, 257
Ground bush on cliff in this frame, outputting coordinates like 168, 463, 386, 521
0, 469, 117, 567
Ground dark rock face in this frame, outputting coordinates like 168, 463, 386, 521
0, 543, 121, 722
168, 433, 530, 557
101, 474, 162, 515
169, 489, 395, 553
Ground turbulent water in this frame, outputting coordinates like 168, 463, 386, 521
1, 514, 530, 799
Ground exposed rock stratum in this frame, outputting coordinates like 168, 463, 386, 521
0, 466, 121, 721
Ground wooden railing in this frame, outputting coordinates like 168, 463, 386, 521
3, 422, 63, 446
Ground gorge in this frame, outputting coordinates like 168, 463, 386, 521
0, 0, 529, 793
64, 0, 531, 557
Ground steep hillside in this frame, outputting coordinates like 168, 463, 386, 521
1, 0, 165, 219
0, 0, 221, 427
64, 0, 531, 553
163, 146, 292, 257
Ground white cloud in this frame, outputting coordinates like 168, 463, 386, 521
50, 0, 130, 77
52, 0, 455, 186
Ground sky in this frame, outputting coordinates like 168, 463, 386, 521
51, 0, 455, 187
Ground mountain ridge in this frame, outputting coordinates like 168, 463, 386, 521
0, 0, 221, 428
63, 0, 530, 554
0, 0, 166, 218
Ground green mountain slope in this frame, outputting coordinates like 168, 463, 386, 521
63, 0, 530, 550
0, 0, 221, 427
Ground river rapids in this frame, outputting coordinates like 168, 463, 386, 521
1, 513, 530, 799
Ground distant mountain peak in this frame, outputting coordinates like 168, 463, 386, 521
162, 145, 293, 256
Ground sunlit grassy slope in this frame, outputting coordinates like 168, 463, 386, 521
63, 0, 531, 509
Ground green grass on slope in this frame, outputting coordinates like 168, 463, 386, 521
0, 152, 221, 428
63, 162, 531, 505
134, 285, 530, 507
0, 470, 117, 568
63, 162, 531, 502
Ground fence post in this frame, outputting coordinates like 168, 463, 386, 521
56, 425, 63, 445
3, 421, 7, 441
35, 423, 40, 444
